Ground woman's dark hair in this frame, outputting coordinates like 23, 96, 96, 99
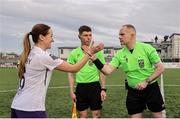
18, 24, 50, 79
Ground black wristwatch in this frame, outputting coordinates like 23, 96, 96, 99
101, 88, 107, 92
145, 78, 151, 84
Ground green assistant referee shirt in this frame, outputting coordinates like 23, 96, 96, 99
67, 47, 105, 83
110, 42, 161, 88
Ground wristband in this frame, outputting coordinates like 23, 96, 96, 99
93, 58, 104, 70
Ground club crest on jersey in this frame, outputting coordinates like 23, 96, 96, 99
49, 54, 59, 60
138, 57, 144, 68
77, 54, 80, 58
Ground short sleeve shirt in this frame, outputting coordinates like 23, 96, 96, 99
110, 42, 161, 88
11, 46, 63, 111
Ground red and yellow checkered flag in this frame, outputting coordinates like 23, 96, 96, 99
72, 101, 77, 119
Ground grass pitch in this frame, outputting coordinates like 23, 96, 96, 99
0, 68, 180, 117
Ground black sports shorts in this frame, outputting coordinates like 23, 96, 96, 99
126, 81, 165, 115
75, 81, 102, 111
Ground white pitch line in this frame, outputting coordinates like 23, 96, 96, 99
0, 84, 180, 93
0, 89, 17, 93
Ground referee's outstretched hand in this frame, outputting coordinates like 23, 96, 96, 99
82, 43, 104, 56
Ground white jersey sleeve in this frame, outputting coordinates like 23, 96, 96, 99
39, 53, 63, 71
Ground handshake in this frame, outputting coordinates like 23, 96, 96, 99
81, 41, 104, 60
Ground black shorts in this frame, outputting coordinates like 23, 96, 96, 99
75, 81, 102, 111
126, 81, 165, 115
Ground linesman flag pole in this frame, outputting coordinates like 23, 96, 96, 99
72, 101, 77, 119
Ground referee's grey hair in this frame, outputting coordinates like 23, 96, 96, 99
122, 24, 136, 34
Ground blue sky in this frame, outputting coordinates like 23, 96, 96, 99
0, 0, 180, 55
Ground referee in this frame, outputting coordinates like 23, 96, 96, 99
90, 24, 165, 118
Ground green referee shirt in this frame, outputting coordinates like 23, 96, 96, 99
110, 42, 161, 88
67, 47, 105, 83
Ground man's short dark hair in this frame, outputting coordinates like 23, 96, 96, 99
122, 24, 136, 34
78, 25, 91, 35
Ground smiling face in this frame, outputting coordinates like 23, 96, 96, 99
37, 28, 54, 50
43, 28, 54, 49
